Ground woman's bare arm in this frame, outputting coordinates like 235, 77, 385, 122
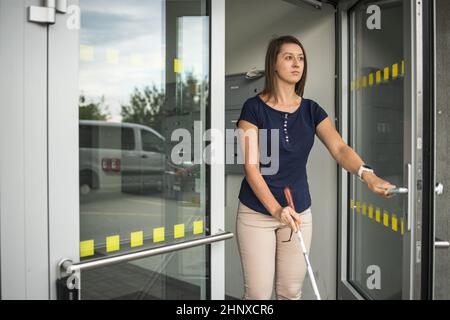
237, 120, 283, 216
315, 118, 395, 198
235, 120, 311, 231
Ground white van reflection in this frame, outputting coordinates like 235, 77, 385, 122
79, 120, 183, 196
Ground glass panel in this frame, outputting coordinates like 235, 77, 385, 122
348, 0, 407, 299
81, 246, 207, 300
434, 0, 450, 300
78, 0, 210, 300
141, 129, 164, 153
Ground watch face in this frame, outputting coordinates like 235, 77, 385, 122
363, 165, 373, 170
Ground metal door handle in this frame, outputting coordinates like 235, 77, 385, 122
407, 164, 412, 231
59, 231, 234, 275
435, 238, 450, 249
435, 183, 444, 195
387, 187, 409, 194
387, 164, 412, 231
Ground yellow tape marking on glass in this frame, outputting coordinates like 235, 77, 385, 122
80, 240, 94, 258
106, 49, 119, 64
384, 67, 390, 81
376, 207, 381, 223
392, 63, 399, 79
154, 227, 165, 243
130, 53, 143, 66
368, 205, 374, 219
174, 224, 185, 239
131, 231, 144, 248
174, 58, 183, 73
391, 214, 398, 232
106, 235, 120, 253
383, 210, 390, 227
193, 221, 204, 235
80, 45, 94, 61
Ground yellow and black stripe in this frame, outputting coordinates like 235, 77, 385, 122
80, 219, 205, 258
351, 60, 405, 92
350, 199, 404, 236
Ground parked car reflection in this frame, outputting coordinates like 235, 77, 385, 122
79, 120, 194, 198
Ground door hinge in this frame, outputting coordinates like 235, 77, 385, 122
28, 0, 67, 24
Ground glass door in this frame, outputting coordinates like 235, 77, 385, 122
47, 0, 227, 300
433, 0, 450, 300
339, 0, 423, 299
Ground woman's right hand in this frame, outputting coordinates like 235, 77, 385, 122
273, 206, 301, 233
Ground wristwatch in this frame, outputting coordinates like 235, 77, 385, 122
357, 164, 374, 182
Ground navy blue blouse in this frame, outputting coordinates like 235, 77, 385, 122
236, 95, 329, 216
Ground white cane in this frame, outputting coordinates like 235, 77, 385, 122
296, 228, 321, 300
284, 187, 322, 300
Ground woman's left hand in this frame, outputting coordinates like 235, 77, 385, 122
363, 172, 396, 199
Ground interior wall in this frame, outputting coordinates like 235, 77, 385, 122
225, 0, 337, 299
434, 0, 450, 300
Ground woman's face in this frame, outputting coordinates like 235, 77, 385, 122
274, 43, 305, 86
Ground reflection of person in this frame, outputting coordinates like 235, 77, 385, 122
235, 35, 395, 300
175, 164, 200, 177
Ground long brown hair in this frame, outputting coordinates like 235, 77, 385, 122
259, 35, 308, 104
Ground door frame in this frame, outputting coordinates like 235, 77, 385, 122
210, 0, 226, 300
0, 0, 50, 299
336, 0, 424, 300
420, 0, 433, 300
47, 0, 80, 300
47, 0, 226, 300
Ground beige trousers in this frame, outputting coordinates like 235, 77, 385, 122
236, 201, 313, 300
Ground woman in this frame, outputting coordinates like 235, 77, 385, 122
235, 35, 395, 300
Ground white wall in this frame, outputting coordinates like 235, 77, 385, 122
225, 0, 337, 299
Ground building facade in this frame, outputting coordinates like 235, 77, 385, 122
0, 0, 449, 300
